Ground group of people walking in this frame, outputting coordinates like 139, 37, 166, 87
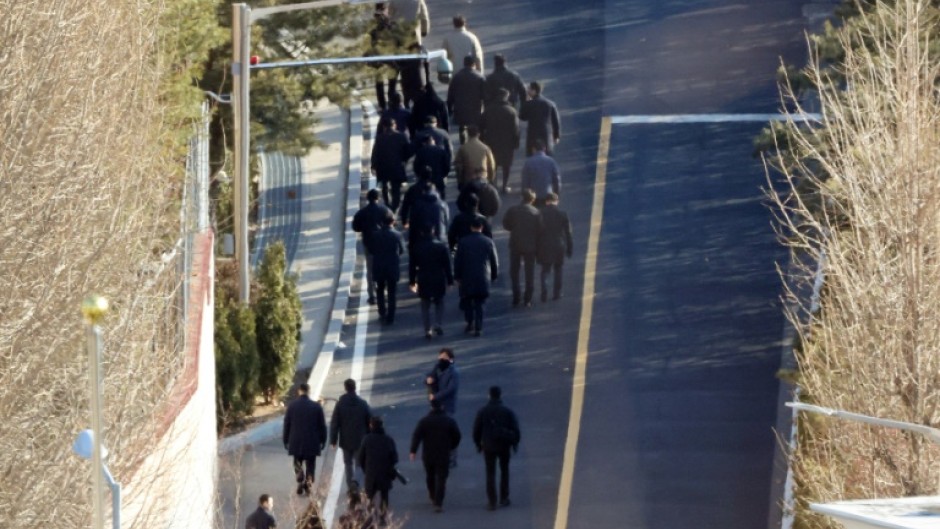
255, 348, 520, 528
359, 4, 571, 337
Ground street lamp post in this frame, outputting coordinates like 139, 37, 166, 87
230, 0, 446, 303
79, 295, 110, 529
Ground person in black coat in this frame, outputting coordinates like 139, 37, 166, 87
454, 218, 498, 336
381, 92, 411, 140
457, 170, 501, 219
413, 136, 450, 199
244, 494, 277, 529
446, 55, 486, 144
409, 234, 453, 339
484, 54, 527, 108
537, 192, 573, 301
398, 172, 429, 228
352, 189, 393, 305
371, 117, 412, 212
370, 216, 405, 324
357, 416, 399, 518
412, 115, 453, 174
481, 88, 521, 193
520, 81, 561, 156
284, 384, 328, 495
502, 189, 541, 307
409, 84, 449, 138
400, 43, 428, 109
472, 386, 521, 510
330, 379, 372, 491
448, 193, 493, 254
407, 180, 449, 250
409, 399, 462, 512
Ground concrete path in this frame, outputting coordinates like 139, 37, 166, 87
218, 100, 353, 529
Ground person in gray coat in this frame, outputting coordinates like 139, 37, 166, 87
520, 81, 561, 156
537, 193, 573, 301
330, 379, 372, 491
454, 218, 499, 336
481, 87, 521, 193
447, 55, 486, 144
284, 384, 328, 495
502, 189, 541, 307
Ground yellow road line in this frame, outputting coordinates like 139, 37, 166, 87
553, 116, 612, 529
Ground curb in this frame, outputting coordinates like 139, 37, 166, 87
218, 95, 365, 455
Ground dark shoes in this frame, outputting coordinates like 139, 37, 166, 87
434, 506, 443, 513
425, 331, 433, 340
500, 498, 511, 507
487, 503, 497, 511
465, 323, 474, 334
434, 326, 444, 336
367, 297, 376, 305
474, 329, 481, 337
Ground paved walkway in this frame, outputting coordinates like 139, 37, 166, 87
218, 99, 354, 529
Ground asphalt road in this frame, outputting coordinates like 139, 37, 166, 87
332, 1, 816, 528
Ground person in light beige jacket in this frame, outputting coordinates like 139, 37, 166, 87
388, 0, 430, 45
454, 126, 496, 189
442, 14, 484, 71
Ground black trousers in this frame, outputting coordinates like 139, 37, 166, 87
423, 458, 450, 507
381, 180, 402, 212
484, 448, 511, 505
375, 278, 397, 321
375, 75, 399, 111
293, 455, 317, 484
462, 296, 485, 331
540, 258, 564, 299
365, 481, 390, 516
510, 250, 536, 304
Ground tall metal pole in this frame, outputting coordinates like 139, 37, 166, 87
232, 3, 251, 303
82, 295, 109, 529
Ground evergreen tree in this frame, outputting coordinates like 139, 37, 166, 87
255, 241, 302, 402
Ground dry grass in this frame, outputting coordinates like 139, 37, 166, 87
0, 1, 189, 526
769, 1, 940, 526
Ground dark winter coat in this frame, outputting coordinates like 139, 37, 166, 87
410, 409, 462, 464
472, 398, 521, 453
245, 507, 277, 529
457, 179, 501, 218
411, 126, 453, 169
520, 95, 561, 154
409, 238, 453, 300
398, 180, 426, 225
358, 428, 399, 491
399, 58, 428, 106
454, 232, 498, 299
352, 201, 393, 253
329, 391, 371, 453
502, 203, 541, 255
284, 395, 327, 458
409, 86, 449, 136
485, 66, 527, 107
413, 143, 450, 182
447, 67, 486, 128
537, 203, 573, 265
371, 129, 412, 183
370, 226, 405, 282
408, 190, 449, 243
480, 99, 520, 168
448, 211, 493, 253
381, 106, 411, 139
425, 361, 459, 414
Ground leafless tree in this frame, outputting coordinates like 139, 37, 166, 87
767, 1, 940, 527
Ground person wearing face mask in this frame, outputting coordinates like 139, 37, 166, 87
424, 348, 461, 468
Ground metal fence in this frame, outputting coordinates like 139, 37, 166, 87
178, 101, 212, 352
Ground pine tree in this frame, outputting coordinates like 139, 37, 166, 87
255, 241, 302, 402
